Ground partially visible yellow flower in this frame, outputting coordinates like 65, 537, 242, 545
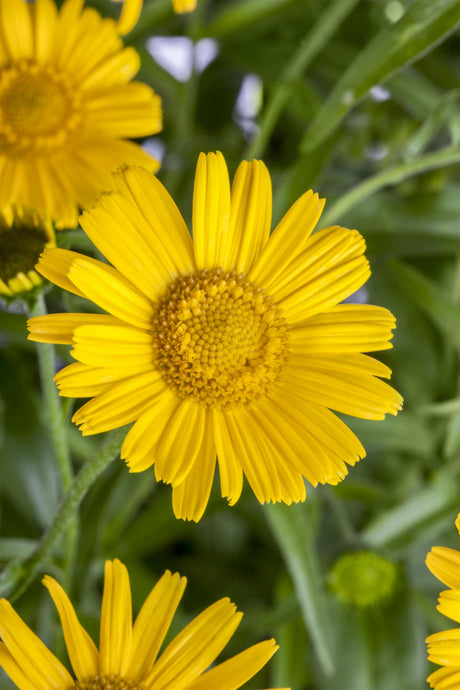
115, 0, 197, 36
0, 0, 162, 228
426, 513, 460, 689
0, 559, 286, 690
0, 206, 55, 298
28, 152, 402, 522
173, 0, 198, 13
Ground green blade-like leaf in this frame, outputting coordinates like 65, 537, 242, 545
301, 0, 460, 152
265, 502, 334, 677
386, 260, 460, 349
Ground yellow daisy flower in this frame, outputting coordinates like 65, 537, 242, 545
0, 205, 55, 298
115, 0, 197, 36
28, 152, 402, 521
0, 0, 162, 228
426, 513, 460, 689
0, 559, 285, 690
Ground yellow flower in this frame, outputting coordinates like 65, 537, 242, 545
0, 559, 285, 690
28, 152, 402, 521
426, 513, 460, 689
0, 0, 162, 228
115, 0, 197, 36
0, 205, 55, 298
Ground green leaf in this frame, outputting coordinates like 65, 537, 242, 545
301, 0, 460, 152
386, 260, 460, 350
265, 502, 335, 677
362, 473, 459, 550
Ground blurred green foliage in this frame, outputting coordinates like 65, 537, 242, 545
2, 0, 460, 688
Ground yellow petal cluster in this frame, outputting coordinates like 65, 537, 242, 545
0, 559, 285, 690
0, 0, 162, 227
426, 513, 460, 689
28, 152, 402, 521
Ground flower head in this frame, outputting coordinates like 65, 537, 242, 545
426, 513, 460, 689
329, 551, 397, 608
0, 559, 284, 690
0, 205, 55, 299
28, 152, 402, 521
0, 0, 162, 227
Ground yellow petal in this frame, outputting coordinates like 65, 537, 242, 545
99, 560, 133, 677
193, 152, 231, 270
0, 642, 46, 690
70, 323, 153, 369
187, 639, 278, 690
427, 547, 460, 590
72, 370, 167, 436
42, 576, 99, 681
0, 600, 74, 688
289, 304, 397, 352
145, 598, 242, 690
153, 398, 206, 486
129, 571, 187, 682
0, 0, 33, 60
249, 190, 324, 287
34, 0, 58, 63
172, 423, 216, 521
212, 408, 244, 506
438, 590, 460, 625
28, 313, 122, 345
116, 0, 143, 36
225, 159, 272, 274
172, 0, 197, 12
68, 257, 154, 329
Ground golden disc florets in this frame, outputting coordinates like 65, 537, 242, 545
75, 676, 144, 690
0, 61, 82, 154
153, 268, 289, 407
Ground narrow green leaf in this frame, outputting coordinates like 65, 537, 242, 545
386, 260, 460, 349
301, 0, 460, 152
203, 0, 296, 39
362, 473, 459, 549
265, 502, 334, 677
402, 90, 459, 161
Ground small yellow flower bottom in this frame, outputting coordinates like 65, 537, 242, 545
0, 61, 81, 153
153, 267, 289, 406
75, 676, 144, 689
0, 206, 55, 297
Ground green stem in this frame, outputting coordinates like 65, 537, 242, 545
321, 145, 460, 226
246, 0, 361, 160
30, 294, 72, 492
29, 294, 77, 591
163, 0, 207, 196
265, 502, 335, 677
0, 428, 125, 602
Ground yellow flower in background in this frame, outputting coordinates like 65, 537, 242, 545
426, 513, 460, 689
0, 0, 162, 228
28, 152, 402, 521
0, 559, 285, 690
0, 206, 55, 298
115, 0, 197, 36
172, 0, 198, 13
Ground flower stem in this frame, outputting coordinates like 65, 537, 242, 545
29, 294, 78, 592
0, 428, 126, 602
245, 0, 361, 160
30, 294, 72, 492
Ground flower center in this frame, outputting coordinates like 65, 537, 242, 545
153, 268, 289, 407
0, 62, 82, 154
75, 676, 144, 690
0, 207, 53, 283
